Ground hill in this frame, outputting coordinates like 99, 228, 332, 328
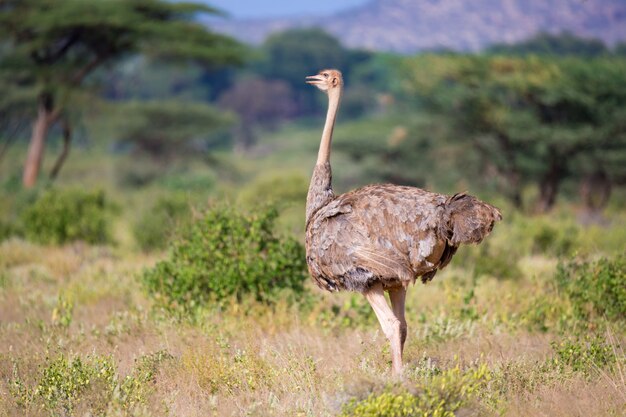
209, 0, 626, 52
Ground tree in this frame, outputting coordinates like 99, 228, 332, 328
218, 76, 295, 151
487, 32, 608, 57
111, 100, 234, 159
0, 0, 242, 187
260, 28, 347, 111
401, 55, 626, 212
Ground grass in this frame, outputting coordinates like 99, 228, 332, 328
1, 218, 624, 416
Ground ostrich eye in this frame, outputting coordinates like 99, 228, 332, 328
323, 73, 329, 78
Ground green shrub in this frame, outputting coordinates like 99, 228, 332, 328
9, 354, 116, 416
237, 172, 308, 207
158, 170, 216, 192
472, 244, 522, 280
0, 218, 16, 241
341, 365, 489, 417
9, 351, 171, 415
549, 336, 616, 375
532, 222, 578, 256
134, 194, 191, 251
20, 188, 115, 245
142, 206, 308, 313
119, 350, 173, 410
555, 255, 626, 321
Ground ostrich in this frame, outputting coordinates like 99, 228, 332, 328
304, 69, 502, 376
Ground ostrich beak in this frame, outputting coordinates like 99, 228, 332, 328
306, 74, 324, 85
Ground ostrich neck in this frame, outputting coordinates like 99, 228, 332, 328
306, 88, 342, 223
316, 88, 341, 165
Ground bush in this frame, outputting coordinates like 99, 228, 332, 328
237, 172, 308, 208
340, 365, 489, 417
549, 335, 616, 375
473, 247, 522, 280
532, 222, 578, 257
0, 218, 16, 241
142, 206, 308, 313
20, 188, 115, 245
134, 194, 191, 251
555, 255, 626, 321
9, 351, 171, 415
10, 354, 116, 415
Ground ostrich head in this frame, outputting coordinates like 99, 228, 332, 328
306, 69, 343, 93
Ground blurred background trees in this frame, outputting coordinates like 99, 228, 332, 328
0, 0, 242, 187
1, 1, 625, 220
400, 54, 626, 212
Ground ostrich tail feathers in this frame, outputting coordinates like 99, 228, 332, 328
439, 192, 502, 246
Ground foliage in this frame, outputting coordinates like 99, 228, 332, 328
341, 365, 489, 417
400, 54, 626, 211
218, 76, 296, 149
488, 31, 608, 57
531, 222, 578, 256
237, 172, 308, 208
20, 188, 115, 245
102, 57, 213, 101
472, 244, 522, 280
9, 351, 172, 415
0, 218, 17, 242
134, 194, 191, 251
119, 350, 173, 410
112, 100, 234, 158
549, 335, 616, 375
142, 205, 308, 313
0, 0, 242, 186
256, 28, 374, 116
555, 255, 626, 321
51, 293, 74, 329
10, 354, 116, 415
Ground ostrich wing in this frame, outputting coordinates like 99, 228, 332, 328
306, 184, 451, 292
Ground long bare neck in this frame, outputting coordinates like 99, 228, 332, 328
306, 87, 342, 223
316, 88, 342, 165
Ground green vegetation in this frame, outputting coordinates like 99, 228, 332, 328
0, 5, 625, 415
8, 351, 172, 416
142, 206, 308, 313
21, 188, 115, 245
400, 54, 626, 212
0, 0, 242, 187
555, 255, 626, 322
341, 365, 490, 417
133, 194, 192, 251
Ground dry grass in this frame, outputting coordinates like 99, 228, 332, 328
1, 237, 624, 417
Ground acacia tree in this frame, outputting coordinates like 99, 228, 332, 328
402, 55, 626, 212
0, 0, 241, 187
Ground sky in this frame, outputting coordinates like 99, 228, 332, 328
204, 0, 370, 19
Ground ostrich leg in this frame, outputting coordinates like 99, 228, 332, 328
364, 282, 403, 376
389, 287, 408, 356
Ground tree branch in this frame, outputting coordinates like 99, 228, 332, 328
49, 117, 72, 180
70, 52, 108, 85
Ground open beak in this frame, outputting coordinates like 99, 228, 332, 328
306, 74, 324, 85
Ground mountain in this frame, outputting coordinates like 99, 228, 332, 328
209, 0, 626, 52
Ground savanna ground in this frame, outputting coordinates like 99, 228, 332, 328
0, 122, 625, 416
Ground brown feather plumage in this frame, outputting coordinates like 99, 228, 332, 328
305, 184, 501, 292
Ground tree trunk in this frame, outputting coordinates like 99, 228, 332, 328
580, 170, 611, 213
22, 94, 58, 188
536, 162, 563, 213
49, 118, 72, 180
233, 122, 256, 153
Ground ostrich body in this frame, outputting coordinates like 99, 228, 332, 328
305, 69, 502, 376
